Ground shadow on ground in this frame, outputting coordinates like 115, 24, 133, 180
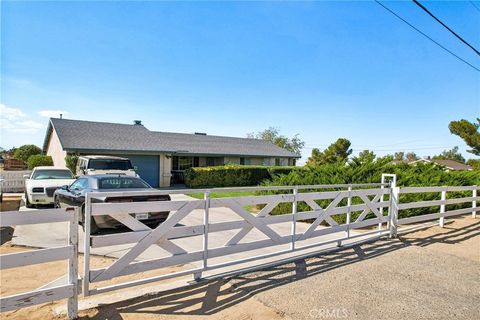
79, 220, 480, 319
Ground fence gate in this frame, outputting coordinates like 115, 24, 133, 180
82, 182, 395, 296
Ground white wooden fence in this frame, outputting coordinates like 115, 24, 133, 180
393, 185, 478, 235
82, 181, 478, 296
0, 170, 30, 193
0, 178, 478, 318
0, 207, 79, 319
83, 182, 396, 295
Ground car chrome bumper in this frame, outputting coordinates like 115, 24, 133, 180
30, 194, 54, 204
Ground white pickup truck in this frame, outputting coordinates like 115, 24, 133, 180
76, 155, 138, 177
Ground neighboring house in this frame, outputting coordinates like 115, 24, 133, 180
406, 159, 472, 171
43, 118, 300, 187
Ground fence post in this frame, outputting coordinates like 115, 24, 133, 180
291, 187, 298, 251
196, 191, 210, 281
382, 173, 397, 233
345, 185, 352, 239
67, 207, 79, 320
83, 193, 91, 296
439, 188, 446, 228
389, 187, 399, 238
473, 187, 477, 219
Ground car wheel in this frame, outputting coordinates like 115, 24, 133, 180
25, 192, 33, 208
80, 206, 100, 235
54, 196, 61, 208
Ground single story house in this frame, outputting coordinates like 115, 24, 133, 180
391, 158, 472, 171
43, 118, 300, 187
409, 159, 472, 171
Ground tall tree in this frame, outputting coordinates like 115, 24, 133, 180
432, 146, 466, 163
247, 127, 304, 156
449, 118, 480, 156
307, 138, 352, 165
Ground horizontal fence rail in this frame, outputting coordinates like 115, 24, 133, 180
395, 185, 478, 229
0, 207, 79, 319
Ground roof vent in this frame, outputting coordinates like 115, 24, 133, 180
133, 120, 142, 125
194, 132, 207, 135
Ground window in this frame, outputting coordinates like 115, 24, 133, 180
98, 177, 150, 189
206, 157, 215, 166
32, 169, 73, 180
275, 158, 280, 166
70, 178, 88, 191
88, 159, 133, 170
172, 156, 194, 171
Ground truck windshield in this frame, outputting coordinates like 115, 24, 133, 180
98, 177, 150, 189
32, 170, 73, 180
89, 159, 133, 170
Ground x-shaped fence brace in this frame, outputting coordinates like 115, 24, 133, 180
92, 200, 203, 282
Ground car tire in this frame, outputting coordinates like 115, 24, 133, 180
80, 206, 100, 235
54, 196, 61, 209
25, 192, 33, 208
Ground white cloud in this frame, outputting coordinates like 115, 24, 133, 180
0, 104, 26, 121
0, 104, 45, 133
38, 110, 68, 118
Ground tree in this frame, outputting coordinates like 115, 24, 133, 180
27, 154, 53, 169
406, 152, 419, 162
307, 138, 352, 165
247, 127, 305, 156
0, 147, 16, 159
14, 144, 42, 162
394, 152, 405, 161
350, 150, 376, 165
65, 154, 79, 174
432, 146, 465, 163
467, 159, 480, 170
449, 118, 480, 156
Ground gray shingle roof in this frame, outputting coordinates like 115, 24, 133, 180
45, 118, 299, 158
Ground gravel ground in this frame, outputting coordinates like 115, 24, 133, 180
232, 216, 480, 320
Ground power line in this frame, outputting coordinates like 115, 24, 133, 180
412, 0, 480, 56
470, 1, 480, 13
374, 0, 480, 72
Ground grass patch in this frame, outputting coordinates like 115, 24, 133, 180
187, 191, 257, 199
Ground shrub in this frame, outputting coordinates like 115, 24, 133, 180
184, 165, 301, 188
261, 162, 480, 220
65, 154, 79, 174
14, 144, 42, 162
27, 154, 53, 169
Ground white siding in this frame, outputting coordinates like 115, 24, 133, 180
46, 128, 67, 167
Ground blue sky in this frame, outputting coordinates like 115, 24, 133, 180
1, 1, 479, 163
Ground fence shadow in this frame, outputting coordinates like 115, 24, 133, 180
80, 218, 479, 319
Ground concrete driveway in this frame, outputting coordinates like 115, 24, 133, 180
12, 194, 375, 277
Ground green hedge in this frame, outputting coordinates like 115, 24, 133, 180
184, 165, 301, 188
260, 162, 480, 220
27, 154, 53, 169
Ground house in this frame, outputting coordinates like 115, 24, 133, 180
408, 159, 472, 171
43, 118, 300, 187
